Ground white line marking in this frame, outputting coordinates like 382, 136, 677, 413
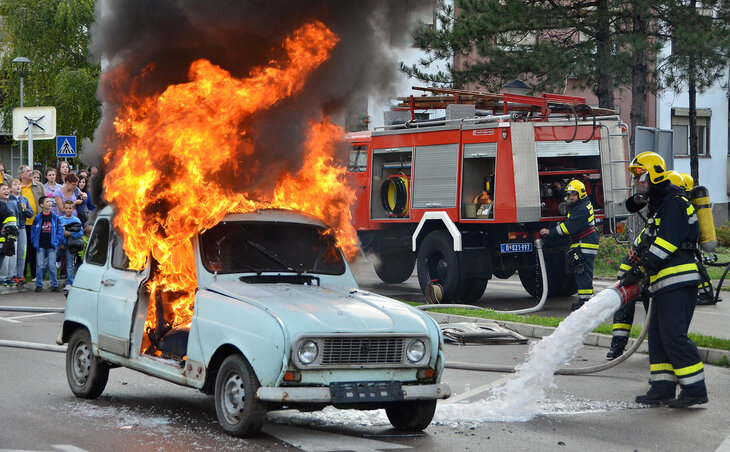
5, 312, 57, 321
442, 375, 511, 404
716, 433, 730, 452
0, 317, 20, 323
52, 446, 90, 452
263, 424, 410, 452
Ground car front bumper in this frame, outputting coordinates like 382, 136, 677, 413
257, 382, 451, 403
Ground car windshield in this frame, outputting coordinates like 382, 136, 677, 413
200, 220, 346, 275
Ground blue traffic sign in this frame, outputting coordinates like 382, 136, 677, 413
56, 135, 77, 157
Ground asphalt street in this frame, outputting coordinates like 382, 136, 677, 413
0, 261, 729, 451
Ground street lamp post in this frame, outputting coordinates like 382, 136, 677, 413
12, 57, 30, 169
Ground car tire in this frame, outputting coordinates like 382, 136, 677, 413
518, 249, 574, 298
65, 328, 110, 399
373, 249, 416, 283
385, 399, 437, 431
214, 354, 267, 437
417, 230, 461, 303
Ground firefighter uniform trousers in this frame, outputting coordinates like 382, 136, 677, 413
550, 197, 598, 306
642, 188, 706, 398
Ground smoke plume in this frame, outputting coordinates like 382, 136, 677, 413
83, 0, 430, 206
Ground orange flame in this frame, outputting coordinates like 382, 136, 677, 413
102, 21, 356, 353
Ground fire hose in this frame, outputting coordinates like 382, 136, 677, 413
419, 238, 653, 375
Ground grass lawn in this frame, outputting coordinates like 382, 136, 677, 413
410, 302, 730, 362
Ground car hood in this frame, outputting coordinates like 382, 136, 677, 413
205, 280, 432, 334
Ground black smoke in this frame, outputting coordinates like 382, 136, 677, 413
83, 0, 431, 207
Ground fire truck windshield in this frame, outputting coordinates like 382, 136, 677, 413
200, 221, 346, 275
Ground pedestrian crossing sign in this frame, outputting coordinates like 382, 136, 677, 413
56, 135, 77, 157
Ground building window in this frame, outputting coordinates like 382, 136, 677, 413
672, 108, 711, 157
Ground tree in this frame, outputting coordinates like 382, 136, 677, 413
402, 0, 634, 109
655, 0, 730, 183
0, 0, 99, 167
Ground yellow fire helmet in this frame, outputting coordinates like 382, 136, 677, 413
628, 151, 667, 184
666, 170, 683, 187
565, 179, 587, 199
680, 172, 694, 192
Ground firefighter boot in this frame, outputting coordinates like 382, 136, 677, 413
606, 336, 628, 361
668, 391, 708, 408
696, 291, 716, 306
635, 388, 675, 405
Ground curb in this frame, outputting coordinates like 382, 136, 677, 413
426, 311, 730, 366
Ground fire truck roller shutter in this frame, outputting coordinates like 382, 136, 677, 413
380, 175, 409, 215
416, 230, 489, 304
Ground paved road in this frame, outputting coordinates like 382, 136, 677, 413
1, 264, 730, 451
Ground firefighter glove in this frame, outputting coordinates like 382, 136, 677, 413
619, 266, 646, 287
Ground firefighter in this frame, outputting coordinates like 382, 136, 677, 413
619, 151, 707, 408
539, 179, 598, 311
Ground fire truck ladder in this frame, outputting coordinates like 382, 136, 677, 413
601, 122, 632, 242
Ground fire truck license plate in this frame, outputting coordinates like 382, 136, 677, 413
501, 243, 533, 253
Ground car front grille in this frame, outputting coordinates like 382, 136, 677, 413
321, 337, 405, 365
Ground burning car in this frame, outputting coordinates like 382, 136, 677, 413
61, 207, 450, 437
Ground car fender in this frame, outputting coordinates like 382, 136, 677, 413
193, 289, 288, 387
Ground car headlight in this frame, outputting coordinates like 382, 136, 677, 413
297, 340, 319, 365
406, 339, 426, 363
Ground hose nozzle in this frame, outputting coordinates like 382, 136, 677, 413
606, 281, 641, 306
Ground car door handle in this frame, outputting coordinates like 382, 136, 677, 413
101, 279, 117, 286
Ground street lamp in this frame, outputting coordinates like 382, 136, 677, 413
13, 57, 30, 168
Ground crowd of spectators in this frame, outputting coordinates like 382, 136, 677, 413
0, 161, 97, 292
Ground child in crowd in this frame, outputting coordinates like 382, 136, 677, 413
30, 196, 63, 292
0, 183, 13, 285
7, 179, 33, 285
58, 200, 83, 289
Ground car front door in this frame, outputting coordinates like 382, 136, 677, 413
97, 229, 147, 358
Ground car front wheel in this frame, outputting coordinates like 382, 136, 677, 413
65, 328, 109, 399
214, 354, 267, 437
385, 399, 437, 431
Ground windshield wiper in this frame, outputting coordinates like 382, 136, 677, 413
245, 240, 298, 273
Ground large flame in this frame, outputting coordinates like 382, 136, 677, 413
102, 21, 357, 353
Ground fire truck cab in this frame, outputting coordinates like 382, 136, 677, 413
348, 87, 630, 303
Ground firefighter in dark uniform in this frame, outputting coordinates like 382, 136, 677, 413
619, 151, 708, 408
539, 179, 598, 311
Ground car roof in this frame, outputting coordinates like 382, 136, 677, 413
96, 206, 328, 228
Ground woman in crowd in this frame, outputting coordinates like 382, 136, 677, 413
57, 161, 70, 184
32, 170, 42, 183
53, 173, 86, 217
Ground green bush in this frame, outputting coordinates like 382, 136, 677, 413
595, 235, 629, 273
716, 222, 730, 247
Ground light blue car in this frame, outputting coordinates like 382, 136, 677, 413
61, 207, 450, 437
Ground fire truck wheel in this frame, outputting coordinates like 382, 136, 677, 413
456, 278, 488, 303
385, 399, 437, 431
417, 230, 461, 303
215, 354, 267, 437
517, 252, 577, 297
373, 250, 416, 283
66, 328, 110, 399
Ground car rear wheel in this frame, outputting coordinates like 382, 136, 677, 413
385, 399, 437, 431
215, 354, 267, 437
65, 328, 109, 399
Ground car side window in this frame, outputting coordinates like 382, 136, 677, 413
111, 233, 132, 270
86, 219, 110, 266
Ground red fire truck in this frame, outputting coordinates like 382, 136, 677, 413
347, 87, 631, 304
